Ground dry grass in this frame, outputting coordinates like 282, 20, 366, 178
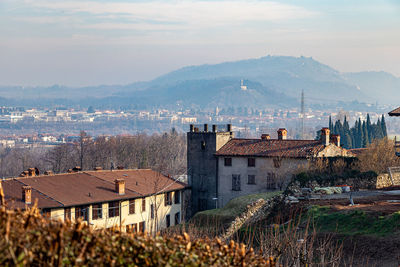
0, 205, 279, 266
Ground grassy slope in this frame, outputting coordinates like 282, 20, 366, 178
308, 206, 400, 236
192, 191, 282, 226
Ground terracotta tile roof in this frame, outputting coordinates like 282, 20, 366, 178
18, 172, 140, 207
1, 169, 187, 210
1, 179, 62, 209
215, 138, 325, 158
85, 169, 187, 196
389, 107, 400, 116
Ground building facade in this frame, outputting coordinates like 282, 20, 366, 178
188, 125, 353, 214
1, 169, 188, 233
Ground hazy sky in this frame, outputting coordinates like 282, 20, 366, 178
1, 0, 399, 87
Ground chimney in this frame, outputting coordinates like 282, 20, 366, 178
115, 179, 125, 195
73, 166, 81, 172
204, 124, 208, 132
22, 186, 32, 204
320, 128, 330, 146
277, 128, 287, 140
330, 134, 340, 147
28, 168, 36, 177
261, 134, 270, 140
212, 124, 217, 132
227, 124, 232, 132
189, 124, 194, 132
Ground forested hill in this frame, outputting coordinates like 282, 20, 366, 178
1, 55, 399, 108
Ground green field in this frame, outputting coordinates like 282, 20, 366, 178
308, 206, 400, 236
192, 191, 282, 226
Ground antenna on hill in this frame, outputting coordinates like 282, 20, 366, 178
300, 90, 305, 139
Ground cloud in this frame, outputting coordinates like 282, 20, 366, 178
22, 0, 317, 31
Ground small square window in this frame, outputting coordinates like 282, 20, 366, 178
248, 175, 256, 185
224, 158, 232, 166
248, 158, 256, 167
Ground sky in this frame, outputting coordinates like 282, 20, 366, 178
0, 0, 399, 87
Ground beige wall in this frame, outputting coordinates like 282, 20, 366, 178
218, 157, 308, 207
50, 190, 185, 233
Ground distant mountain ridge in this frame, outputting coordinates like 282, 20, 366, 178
0, 55, 399, 108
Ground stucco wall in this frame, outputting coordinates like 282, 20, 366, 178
217, 157, 308, 207
50, 190, 184, 233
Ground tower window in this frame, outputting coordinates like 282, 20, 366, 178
201, 141, 206, 150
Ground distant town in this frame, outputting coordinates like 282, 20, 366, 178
0, 104, 398, 150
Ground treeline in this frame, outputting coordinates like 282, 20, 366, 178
0, 130, 186, 178
328, 114, 387, 149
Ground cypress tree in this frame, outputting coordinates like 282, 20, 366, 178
343, 116, 351, 148
357, 118, 363, 148
366, 114, 373, 143
362, 121, 369, 147
329, 116, 333, 131
381, 114, 387, 137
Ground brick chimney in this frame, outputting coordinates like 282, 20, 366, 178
28, 168, 36, 177
261, 134, 270, 140
277, 128, 287, 140
330, 134, 340, 147
22, 186, 32, 204
320, 128, 330, 146
115, 179, 125, 195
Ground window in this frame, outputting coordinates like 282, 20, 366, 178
174, 191, 180, 204
129, 199, 135, 214
126, 223, 137, 233
150, 204, 154, 219
164, 192, 172, 206
139, 221, 145, 232
75, 205, 88, 221
267, 173, 276, 189
141, 198, 146, 212
174, 212, 180, 225
92, 203, 102, 220
201, 141, 206, 150
248, 158, 256, 167
64, 208, 71, 221
273, 157, 281, 168
166, 214, 170, 227
42, 209, 51, 218
224, 157, 232, 166
248, 175, 256, 185
232, 174, 241, 191
108, 201, 119, 218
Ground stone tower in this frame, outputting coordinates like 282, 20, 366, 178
187, 124, 233, 216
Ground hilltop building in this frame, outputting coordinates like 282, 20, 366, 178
1, 169, 188, 233
187, 124, 353, 215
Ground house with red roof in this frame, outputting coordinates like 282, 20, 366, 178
0, 169, 188, 233
187, 124, 353, 213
